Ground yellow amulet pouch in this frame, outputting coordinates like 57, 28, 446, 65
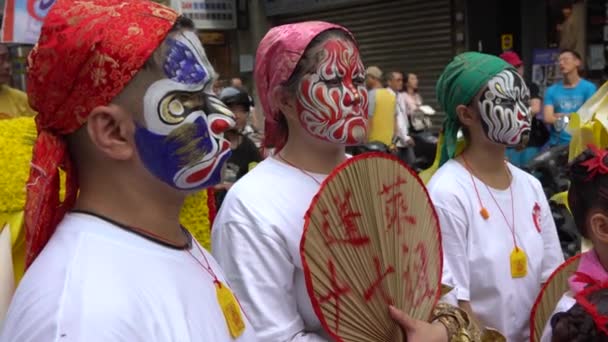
216, 282, 245, 338
510, 248, 527, 278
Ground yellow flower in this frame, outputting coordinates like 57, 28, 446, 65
180, 190, 212, 250
0, 117, 37, 214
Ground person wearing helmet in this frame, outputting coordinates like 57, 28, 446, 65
214, 87, 263, 208
220, 86, 263, 148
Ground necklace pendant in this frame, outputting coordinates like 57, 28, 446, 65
215, 281, 246, 338
480, 207, 490, 220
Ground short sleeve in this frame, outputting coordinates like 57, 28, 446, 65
544, 86, 555, 106
212, 220, 328, 342
585, 81, 598, 100
434, 205, 470, 301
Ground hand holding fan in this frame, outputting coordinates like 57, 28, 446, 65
301, 153, 443, 342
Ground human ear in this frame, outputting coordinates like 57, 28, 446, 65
86, 104, 136, 161
274, 86, 298, 121
589, 211, 608, 244
456, 104, 476, 128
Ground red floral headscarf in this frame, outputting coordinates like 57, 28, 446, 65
24, 0, 178, 267
254, 21, 354, 152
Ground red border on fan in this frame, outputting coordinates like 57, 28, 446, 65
529, 254, 582, 342
299, 152, 444, 341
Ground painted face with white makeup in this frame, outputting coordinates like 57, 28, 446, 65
477, 69, 531, 146
295, 38, 368, 145
135, 31, 236, 190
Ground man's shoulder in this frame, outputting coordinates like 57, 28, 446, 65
546, 82, 561, 93
580, 79, 597, 91
427, 160, 470, 203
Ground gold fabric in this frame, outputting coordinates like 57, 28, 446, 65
431, 302, 506, 342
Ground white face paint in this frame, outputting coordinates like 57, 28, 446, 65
477, 69, 531, 146
136, 31, 236, 190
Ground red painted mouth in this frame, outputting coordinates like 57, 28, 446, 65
185, 140, 231, 184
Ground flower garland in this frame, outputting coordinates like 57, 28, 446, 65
0, 117, 213, 250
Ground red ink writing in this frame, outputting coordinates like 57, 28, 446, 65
401, 242, 435, 306
364, 257, 395, 305
378, 177, 416, 234
413, 243, 435, 306
318, 260, 351, 333
321, 191, 370, 247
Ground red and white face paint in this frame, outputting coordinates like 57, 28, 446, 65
296, 38, 368, 145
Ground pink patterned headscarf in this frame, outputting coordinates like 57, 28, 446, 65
254, 21, 354, 151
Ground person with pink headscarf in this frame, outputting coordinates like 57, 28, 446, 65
211, 21, 486, 342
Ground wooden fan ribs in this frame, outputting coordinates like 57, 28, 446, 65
318, 259, 352, 334
301, 155, 442, 342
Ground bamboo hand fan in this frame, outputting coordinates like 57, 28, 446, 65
301, 153, 442, 342
530, 255, 582, 342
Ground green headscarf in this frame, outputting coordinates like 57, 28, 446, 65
436, 52, 513, 167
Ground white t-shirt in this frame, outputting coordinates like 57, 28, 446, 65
427, 159, 564, 342
212, 157, 330, 342
211, 156, 459, 342
540, 292, 576, 342
0, 213, 257, 342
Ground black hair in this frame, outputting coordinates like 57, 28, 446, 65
568, 147, 608, 238
385, 71, 403, 84
551, 288, 608, 342
403, 72, 418, 92
560, 49, 582, 61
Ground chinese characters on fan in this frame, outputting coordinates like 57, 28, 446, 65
316, 177, 433, 335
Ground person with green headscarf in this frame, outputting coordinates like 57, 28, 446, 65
427, 52, 564, 341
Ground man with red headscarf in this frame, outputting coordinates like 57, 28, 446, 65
0, 1, 256, 340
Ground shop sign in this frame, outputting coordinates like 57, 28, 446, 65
263, 0, 378, 16
1, 0, 56, 44
501, 34, 513, 51
172, 0, 236, 30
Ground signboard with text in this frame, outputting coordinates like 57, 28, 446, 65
172, 0, 236, 30
1, 0, 56, 44
532, 48, 561, 97
263, 0, 378, 16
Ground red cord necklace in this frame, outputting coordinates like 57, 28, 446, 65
276, 153, 322, 185
132, 227, 245, 336
461, 154, 527, 278
123, 224, 221, 285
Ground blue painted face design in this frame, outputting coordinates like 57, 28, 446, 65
163, 38, 208, 85
136, 31, 235, 191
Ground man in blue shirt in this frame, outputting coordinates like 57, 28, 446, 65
544, 49, 596, 146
